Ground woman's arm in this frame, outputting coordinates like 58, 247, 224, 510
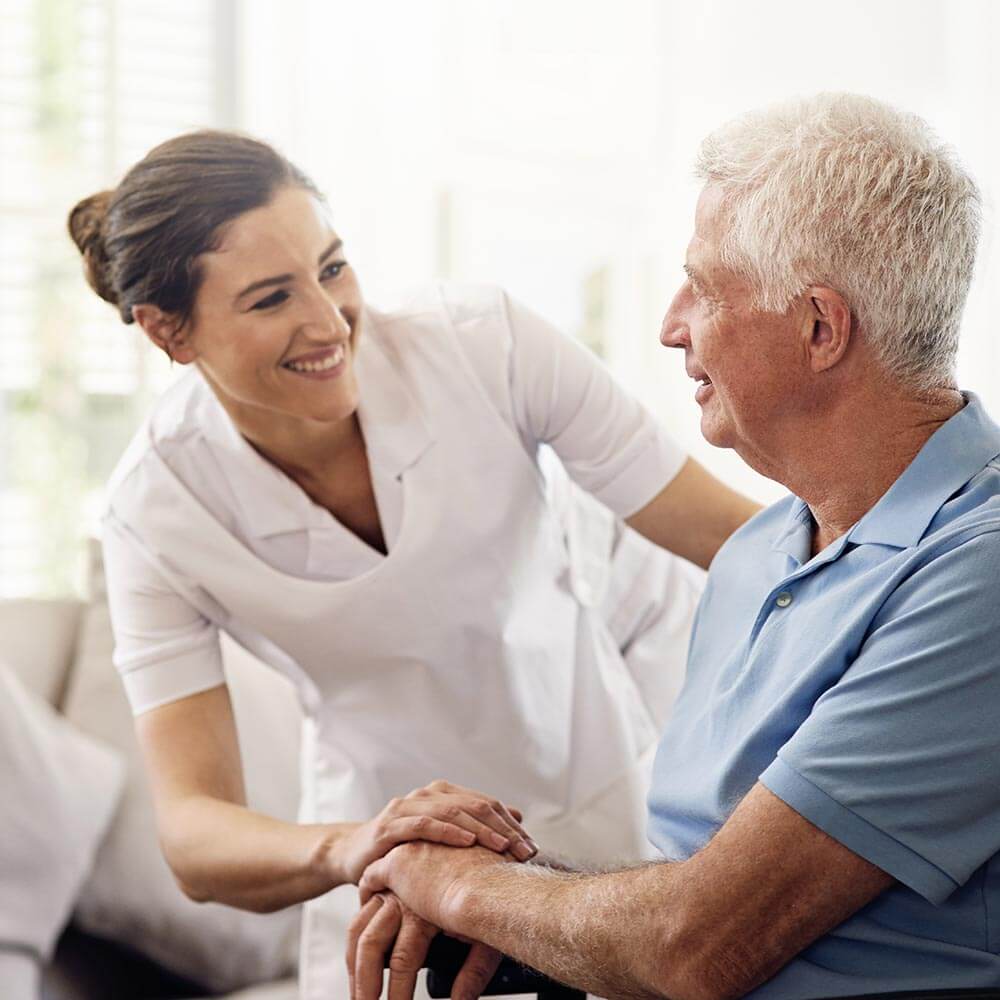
626, 457, 760, 569
137, 686, 536, 913
495, 291, 758, 569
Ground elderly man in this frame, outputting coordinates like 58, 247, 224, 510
348, 93, 1000, 1000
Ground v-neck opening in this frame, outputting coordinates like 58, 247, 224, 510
149, 440, 414, 590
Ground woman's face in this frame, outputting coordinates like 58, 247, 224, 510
179, 185, 364, 429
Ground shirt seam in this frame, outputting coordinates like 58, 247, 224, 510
764, 756, 959, 897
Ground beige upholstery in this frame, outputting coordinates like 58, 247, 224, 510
0, 599, 83, 708
0, 547, 303, 997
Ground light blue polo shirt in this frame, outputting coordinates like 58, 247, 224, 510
648, 393, 1000, 997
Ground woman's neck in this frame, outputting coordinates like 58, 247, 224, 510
210, 381, 363, 488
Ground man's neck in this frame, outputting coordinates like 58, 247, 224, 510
751, 381, 965, 558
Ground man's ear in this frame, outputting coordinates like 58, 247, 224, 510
131, 304, 197, 364
803, 286, 852, 374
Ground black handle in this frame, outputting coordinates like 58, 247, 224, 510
421, 934, 585, 998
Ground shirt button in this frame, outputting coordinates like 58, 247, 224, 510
775, 591, 793, 608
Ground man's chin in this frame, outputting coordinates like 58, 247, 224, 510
699, 412, 733, 450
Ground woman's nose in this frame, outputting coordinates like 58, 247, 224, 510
304, 289, 350, 336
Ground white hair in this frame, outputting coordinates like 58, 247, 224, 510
695, 93, 981, 390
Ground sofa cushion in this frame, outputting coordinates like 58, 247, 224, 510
1, 949, 40, 1000
0, 599, 83, 708
61, 545, 303, 993
0, 661, 124, 978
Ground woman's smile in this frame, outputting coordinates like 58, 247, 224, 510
280, 342, 348, 379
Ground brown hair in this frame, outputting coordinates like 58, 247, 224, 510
67, 130, 320, 327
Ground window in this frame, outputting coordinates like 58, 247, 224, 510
0, 0, 237, 596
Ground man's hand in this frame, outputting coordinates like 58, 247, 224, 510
359, 841, 510, 932
346, 891, 501, 1000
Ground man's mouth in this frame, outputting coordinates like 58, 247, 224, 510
281, 343, 346, 373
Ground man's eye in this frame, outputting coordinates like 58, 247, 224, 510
320, 260, 347, 281
251, 289, 289, 310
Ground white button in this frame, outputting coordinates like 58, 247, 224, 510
776, 592, 793, 608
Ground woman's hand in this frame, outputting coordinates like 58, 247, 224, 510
333, 779, 537, 884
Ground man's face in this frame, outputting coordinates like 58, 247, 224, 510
660, 186, 806, 460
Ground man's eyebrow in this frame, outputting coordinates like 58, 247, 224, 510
234, 238, 344, 302
683, 262, 707, 288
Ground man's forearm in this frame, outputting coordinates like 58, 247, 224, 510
447, 860, 681, 1000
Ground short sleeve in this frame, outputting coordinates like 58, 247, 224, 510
502, 291, 686, 517
760, 530, 1000, 903
102, 513, 226, 715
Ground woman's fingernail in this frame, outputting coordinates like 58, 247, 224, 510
513, 840, 534, 861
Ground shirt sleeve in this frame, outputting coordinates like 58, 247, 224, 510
102, 512, 226, 716
759, 529, 1000, 904
502, 291, 686, 518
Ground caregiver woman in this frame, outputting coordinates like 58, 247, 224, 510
69, 131, 755, 998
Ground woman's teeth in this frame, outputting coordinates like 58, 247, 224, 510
283, 345, 344, 372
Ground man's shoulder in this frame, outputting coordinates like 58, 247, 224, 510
921, 456, 1000, 552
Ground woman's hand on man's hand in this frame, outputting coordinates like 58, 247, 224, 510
335, 779, 537, 884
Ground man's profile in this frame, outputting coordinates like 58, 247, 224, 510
349, 93, 999, 1000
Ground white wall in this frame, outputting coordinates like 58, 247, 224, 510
240, 0, 1000, 503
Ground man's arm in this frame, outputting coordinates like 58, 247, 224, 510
357, 782, 893, 1000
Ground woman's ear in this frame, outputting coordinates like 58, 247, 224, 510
803, 285, 852, 374
132, 304, 197, 363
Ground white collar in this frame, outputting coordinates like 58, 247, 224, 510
179, 306, 434, 540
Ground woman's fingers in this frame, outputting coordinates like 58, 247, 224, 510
401, 784, 536, 858
382, 815, 478, 851
451, 941, 503, 998
385, 802, 534, 858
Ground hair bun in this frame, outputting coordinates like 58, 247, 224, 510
67, 190, 118, 306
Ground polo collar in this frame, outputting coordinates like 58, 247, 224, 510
196, 305, 434, 540
847, 392, 1000, 549
769, 392, 1000, 562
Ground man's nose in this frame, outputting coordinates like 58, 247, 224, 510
659, 294, 690, 349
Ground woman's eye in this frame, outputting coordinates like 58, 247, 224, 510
320, 260, 347, 281
251, 289, 289, 310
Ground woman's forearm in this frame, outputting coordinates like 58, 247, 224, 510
159, 794, 356, 912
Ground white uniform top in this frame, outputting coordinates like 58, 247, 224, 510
103, 284, 695, 999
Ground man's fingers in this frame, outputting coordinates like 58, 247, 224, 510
451, 941, 503, 999
359, 856, 391, 904
346, 895, 385, 999
387, 912, 438, 1000
354, 893, 401, 1000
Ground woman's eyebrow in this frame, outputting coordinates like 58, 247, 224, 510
234, 238, 344, 303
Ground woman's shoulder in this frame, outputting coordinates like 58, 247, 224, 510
105, 369, 217, 506
367, 282, 512, 340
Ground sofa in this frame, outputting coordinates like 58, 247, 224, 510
1, 543, 302, 999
